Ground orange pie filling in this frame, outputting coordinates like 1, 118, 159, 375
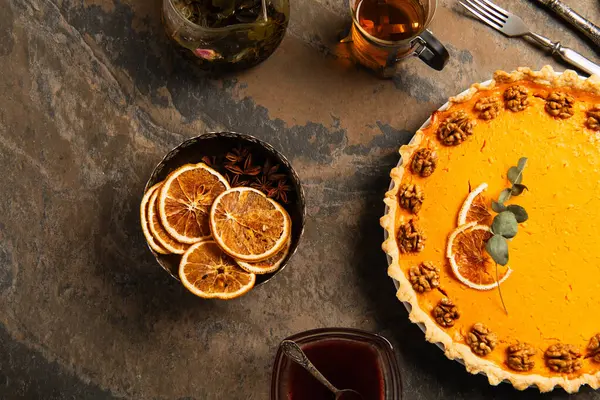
386, 70, 600, 388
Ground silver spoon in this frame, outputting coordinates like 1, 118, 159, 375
280, 340, 364, 400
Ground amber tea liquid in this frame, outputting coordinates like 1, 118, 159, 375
356, 0, 425, 41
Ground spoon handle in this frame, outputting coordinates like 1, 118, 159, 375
532, 0, 600, 48
280, 340, 339, 394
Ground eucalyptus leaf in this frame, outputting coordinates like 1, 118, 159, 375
506, 204, 529, 223
486, 234, 509, 266
517, 157, 528, 172
491, 211, 518, 239
511, 183, 528, 196
491, 200, 506, 213
507, 166, 523, 185
498, 188, 512, 204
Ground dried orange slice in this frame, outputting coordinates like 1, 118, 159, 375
158, 163, 230, 244
209, 187, 291, 262
446, 222, 512, 290
149, 188, 189, 254
457, 182, 493, 226
140, 183, 169, 254
179, 240, 256, 299
237, 237, 292, 274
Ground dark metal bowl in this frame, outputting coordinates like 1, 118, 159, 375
144, 132, 306, 287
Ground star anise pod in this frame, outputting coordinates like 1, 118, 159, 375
268, 179, 291, 203
242, 154, 261, 176
225, 146, 250, 164
262, 158, 276, 175
201, 155, 217, 167
262, 159, 286, 182
224, 163, 244, 175
251, 176, 275, 194
228, 174, 249, 188
270, 172, 287, 182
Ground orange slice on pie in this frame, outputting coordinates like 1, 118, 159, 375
149, 187, 189, 255
140, 183, 169, 254
158, 163, 230, 244
179, 240, 256, 299
457, 182, 493, 226
209, 187, 291, 262
236, 237, 292, 274
447, 222, 512, 291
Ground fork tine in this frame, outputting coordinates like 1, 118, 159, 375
468, 0, 507, 23
459, 1, 503, 30
463, 0, 505, 27
480, 0, 510, 17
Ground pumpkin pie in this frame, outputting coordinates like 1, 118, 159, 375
381, 66, 600, 393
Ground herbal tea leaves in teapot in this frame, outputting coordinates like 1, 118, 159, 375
173, 0, 264, 27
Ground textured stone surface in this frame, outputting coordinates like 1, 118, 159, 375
1, 0, 600, 398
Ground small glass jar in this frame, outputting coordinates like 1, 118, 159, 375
271, 328, 402, 400
162, 0, 290, 72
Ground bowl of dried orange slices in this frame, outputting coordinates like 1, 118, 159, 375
140, 132, 305, 299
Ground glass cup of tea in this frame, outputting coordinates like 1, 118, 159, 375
343, 0, 449, 78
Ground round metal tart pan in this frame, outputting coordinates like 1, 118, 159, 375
145, 131, 306, 287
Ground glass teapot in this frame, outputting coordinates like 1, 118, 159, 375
162, 0, 290, 72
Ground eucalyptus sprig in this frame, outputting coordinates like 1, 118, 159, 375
485, 157, 529, 265
485, 157, 530, 314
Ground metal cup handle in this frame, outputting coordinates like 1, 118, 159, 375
409, 30, 449, 71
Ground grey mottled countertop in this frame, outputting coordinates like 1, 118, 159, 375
1, 0, 599, 399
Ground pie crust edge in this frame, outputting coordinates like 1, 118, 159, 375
380, 65, 600, 393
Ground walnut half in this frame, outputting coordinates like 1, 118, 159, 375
410, 148, 438, 177
504, 85, 529, 112
408, 261, 439, 293
586, 107, 600, 130
545, 92, 575, 119
396, 219, 426, 253
437, 110, 475, 146
474, 96, 501, 120
506, 342, 536, 372
544, 343, 582, 373
587, 334, 600, 363
466, 323, 497, 356
398, 183, 424, 214
432, 298, 460, 327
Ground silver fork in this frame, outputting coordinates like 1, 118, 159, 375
459, 0, 600, 76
